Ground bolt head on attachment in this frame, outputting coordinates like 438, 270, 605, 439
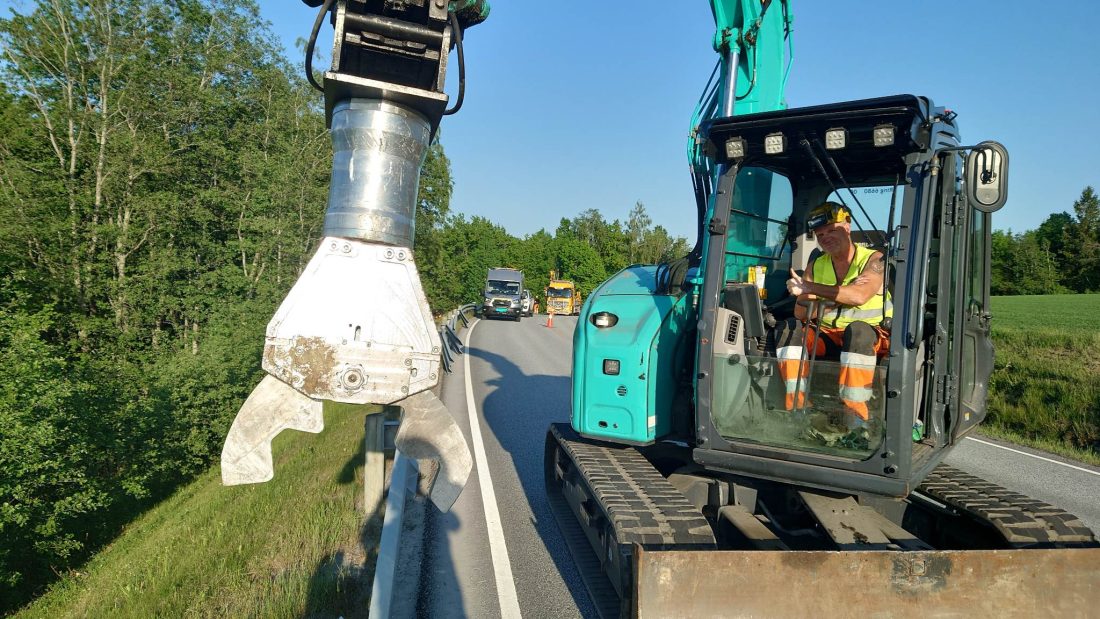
340, 367, 365, 392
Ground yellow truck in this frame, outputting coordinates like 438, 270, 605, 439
545, 275, 581, 316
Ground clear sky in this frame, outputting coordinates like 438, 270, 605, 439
259, 1, 1099, 241
6, 1, 1098, 240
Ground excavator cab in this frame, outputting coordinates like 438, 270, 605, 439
699, 94, 959, 494
573, 95, 1004, 495
694, 95, 1002, 496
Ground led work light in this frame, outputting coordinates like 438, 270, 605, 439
764, 132, 787, 155
725, 137, 747, 159
873, 124, 895, 147
824, 128, 847, 150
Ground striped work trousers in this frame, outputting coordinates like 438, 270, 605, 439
773, 318, 889, 421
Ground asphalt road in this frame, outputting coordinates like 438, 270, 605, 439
415, 314, 1100, 618
417, 315, 593, 619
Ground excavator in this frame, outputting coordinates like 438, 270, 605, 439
216, 0, 1100, 617
543, 1, 1100, 617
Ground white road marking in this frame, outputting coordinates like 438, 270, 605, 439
463, 320, 523, 619
965, 436, 1100, 477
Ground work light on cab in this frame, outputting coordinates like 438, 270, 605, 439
873, 124, 895, 147
824, 128, 847, 150
591, 312, 618, 328
764, 132, 787, 155
725, 136, 746, 159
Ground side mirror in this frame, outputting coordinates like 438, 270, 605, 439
964, 141, 1009, 213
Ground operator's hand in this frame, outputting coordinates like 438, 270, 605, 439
786, 268, 805, 297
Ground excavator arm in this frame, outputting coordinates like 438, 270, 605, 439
687, 0, 792, 260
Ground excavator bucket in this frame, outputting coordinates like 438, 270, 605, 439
632, 546, 1100, 618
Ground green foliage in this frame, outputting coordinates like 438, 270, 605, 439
991, 187, 1100, 294
1063, 187, 1100, 292
0, 303, 102, 592
555, 238, 608, 299
0, 0, 331, 608
416, 202, 691, 309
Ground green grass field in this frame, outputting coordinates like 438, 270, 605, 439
986, 294, 1100, 465
17, 404, 382, 619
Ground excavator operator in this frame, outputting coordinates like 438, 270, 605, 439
775, 202, 892, 429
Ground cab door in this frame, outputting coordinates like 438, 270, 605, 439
951, 206, 994, 439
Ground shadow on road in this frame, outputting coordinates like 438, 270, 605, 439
469, 343, 598, 617
416, 506, 464, 617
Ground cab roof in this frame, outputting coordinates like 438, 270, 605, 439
704, 95, 942, 183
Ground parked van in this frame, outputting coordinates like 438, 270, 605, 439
482, 268, 524, 321
521, 289, 534, 317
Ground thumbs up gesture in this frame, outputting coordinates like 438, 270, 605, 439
786, 268, 805, 297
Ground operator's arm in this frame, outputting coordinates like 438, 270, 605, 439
799, 252, 886, 307
792, 261, 816, 322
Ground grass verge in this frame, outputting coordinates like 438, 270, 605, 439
986, 294, 1100, 465
17, 403, 381, 618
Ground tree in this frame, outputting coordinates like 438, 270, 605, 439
990, 229, 1065, 295
1012, 232, 1064, 295
0, 0, 332, 607
1063, 187, 1100, 292
1034, 211, 1073, 266
415, 142, 458, 310
510, 230, 556, 304
990, 229, 1014, 295
556, 237, 607, 299
627, 201, 651, 262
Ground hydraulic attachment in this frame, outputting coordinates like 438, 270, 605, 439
221, 0, 488, 511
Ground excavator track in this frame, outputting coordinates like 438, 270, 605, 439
544, 424, 714, 618
547, 424, 1098, 618
918, 464, 1097, 547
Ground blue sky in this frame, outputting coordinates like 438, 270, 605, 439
259, 1, 1099, 241
5, 1, 1097, 240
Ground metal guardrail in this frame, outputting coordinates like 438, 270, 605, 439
368, 449, 416, 618
368, 303, 475, 618
438, 303, 474, 373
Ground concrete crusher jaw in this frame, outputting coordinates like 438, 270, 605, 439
220, 0, 489, 512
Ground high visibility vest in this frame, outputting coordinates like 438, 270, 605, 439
811, 244, 892, 329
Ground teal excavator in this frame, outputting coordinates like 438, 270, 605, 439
218, 1, 1100, 617
545, 1, 1100, 616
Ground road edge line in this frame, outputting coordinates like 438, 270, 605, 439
464, 320, 524, 618
965, 436, 1100, 477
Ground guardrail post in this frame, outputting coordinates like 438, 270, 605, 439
364, 412, 387, 521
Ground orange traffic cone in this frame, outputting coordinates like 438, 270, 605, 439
546, 311, 554, 328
